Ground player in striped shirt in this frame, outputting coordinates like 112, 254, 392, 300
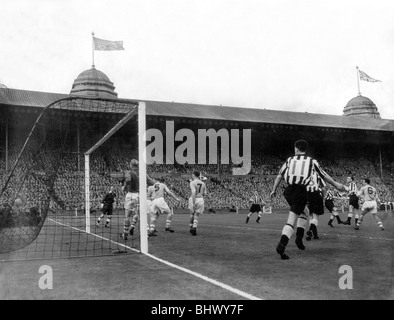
354, 178, 384, 231
245, 191, 266, 223
325, 188, 344, 227
343, 176, 360, 226
304, 169, 326, 242
270, 140, 347, 260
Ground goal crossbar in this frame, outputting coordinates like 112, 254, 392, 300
84, 102, 139, 234
85, 105, 138, 156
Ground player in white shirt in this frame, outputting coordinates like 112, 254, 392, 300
188, 171, 207, 236
354, 178, 384, 231
146, 184, 157, 236
148, 178, 180, 236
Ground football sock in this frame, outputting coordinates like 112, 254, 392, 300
296, 216, 307, 238
309, 223, 318, 238
105, 217, 111, 226
165, 211, 173, 228
296, 227, 305, 240
372, 214, 384, 229
282, 224, 294, 240
279, 234, 289, 247
132, 212, 138, 225
189, 214, 194, 228
150, 216, 157, 232
97, 214, 104, 224
309, 218, 318, 237
123, 218, 130, 236
193, 216, 199, 229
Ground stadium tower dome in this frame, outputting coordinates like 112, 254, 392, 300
343, 95, 381, 119
70, 67, 118, 98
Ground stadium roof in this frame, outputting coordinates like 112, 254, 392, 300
0, 88, 67, 108
144, 99, 393, 132
1, 87, 393, 132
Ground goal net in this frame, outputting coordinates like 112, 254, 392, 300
0, 96, 147, 261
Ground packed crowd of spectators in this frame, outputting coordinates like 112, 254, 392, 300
1, 142, 393, 213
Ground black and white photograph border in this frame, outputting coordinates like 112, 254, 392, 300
0, 0, 393, 302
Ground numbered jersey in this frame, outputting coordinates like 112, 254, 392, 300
152, 182, 171, 199
358, 185, 378, 201
190, 179, 206, 198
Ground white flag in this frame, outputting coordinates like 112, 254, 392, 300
359, 69, 381, 82
93, 37, 124, 51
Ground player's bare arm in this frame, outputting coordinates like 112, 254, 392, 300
165, 185, 180, 201
322, 174, 347, 192
147, 174, 155, 186
270, 174, 283, 197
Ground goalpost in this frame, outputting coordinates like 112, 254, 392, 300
83, 101, 148, 253
138, 102, 148, 254
0, 96, 149, 260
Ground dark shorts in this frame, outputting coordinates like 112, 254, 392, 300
325, 199, 334, 213
102, 205, 113, 216
349, 194, 359, 209
306, 191, 324, 215
249, 204, 262, 213
283, 185, 307, 215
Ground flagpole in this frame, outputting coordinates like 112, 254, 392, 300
356, 66, 361, 95
92, 31, 95, 68
379, 146, 383, 181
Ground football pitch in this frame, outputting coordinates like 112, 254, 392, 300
0, 209, 393, 300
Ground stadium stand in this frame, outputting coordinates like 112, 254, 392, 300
1, 139, 393, 211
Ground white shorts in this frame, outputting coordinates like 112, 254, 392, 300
124, 192, 139, 210
362, 200, 377, 214
147, 200, 154, 214
188, 197, 205, 214
151, 197, 171, 214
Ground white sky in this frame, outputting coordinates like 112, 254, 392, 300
1, 0, 394, 119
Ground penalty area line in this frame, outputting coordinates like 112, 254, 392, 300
48, 218, 262, 300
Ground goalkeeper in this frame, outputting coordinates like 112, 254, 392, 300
96, 186, 116, 228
